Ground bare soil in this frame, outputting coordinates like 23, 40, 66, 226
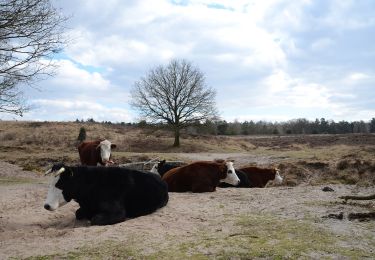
0, 159, 374, 259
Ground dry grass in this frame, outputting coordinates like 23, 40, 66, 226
1, 121, 374, 186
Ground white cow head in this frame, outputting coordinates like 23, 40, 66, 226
97, 139, 116, 165
274, 168, 283, 184
220, 161, 240, 186
44, 166, 68, 211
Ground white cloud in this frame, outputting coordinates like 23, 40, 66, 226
221, 69, 345, 113
347, 72, 371, 81
63, 0, 288, 71
262, 70, 336, 109
321, 0, 375, 30
264, 69, 290, 93
225, 114, 291, 123
50, 59, 110, 90
11, 0, 372, 123
30, 99, 132, 122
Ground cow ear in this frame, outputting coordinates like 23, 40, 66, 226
111, 144, 117, 149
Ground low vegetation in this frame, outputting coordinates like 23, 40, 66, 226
0, 122, 374, 259
1, 121, 374, 186
27, 214, 374, 259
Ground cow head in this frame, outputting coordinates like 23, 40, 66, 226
150, 160, 163, 174
274, 168, 283, 184
219, 161, 240, 186
150, 163, 159, 174
97, 139, 116, 165
44, 164, 72, 211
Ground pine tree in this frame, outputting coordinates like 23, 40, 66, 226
77, 127, 86, 142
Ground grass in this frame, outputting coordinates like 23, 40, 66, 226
304, 200, 375, 210
26, 214, 374, 260
1, 121, 375, 186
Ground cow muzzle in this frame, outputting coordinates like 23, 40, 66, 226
103, 160, 115, 166
44, 204, 52, 211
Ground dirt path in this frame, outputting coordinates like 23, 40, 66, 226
0, 161, 374, 259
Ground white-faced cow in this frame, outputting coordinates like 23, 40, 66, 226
78, 139, 116, 166
44, 163, 169, 225
161, 161, 240, 192
218, 169, 251, 188
219, 166, 283, 188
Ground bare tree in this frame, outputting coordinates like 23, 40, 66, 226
0, 0, 67, 116
131, 59, 218, 147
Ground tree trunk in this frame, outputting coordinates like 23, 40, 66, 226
173, 127, 180, 147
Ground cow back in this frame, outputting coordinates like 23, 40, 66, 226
158, 163, 181, 177
78, 141, 101, 166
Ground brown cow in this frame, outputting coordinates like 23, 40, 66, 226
238, 166, 283, 188
78, 139, 116, 166
161, 161, 240, 192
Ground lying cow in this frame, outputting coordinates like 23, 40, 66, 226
150, 160, 183, 177
161, 161, 240, 192
219, 167, 283, 188
218, 169, 251, 188
44, 163, 169, 225
78, 139, 116, 166
240, 166, 283, 188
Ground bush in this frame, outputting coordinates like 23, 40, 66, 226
77, 127, 86, 142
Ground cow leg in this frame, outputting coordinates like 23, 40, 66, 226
90, 209, 126, 226
89, 200, 126, 225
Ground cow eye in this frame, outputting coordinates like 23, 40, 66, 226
228, 170, 233, 174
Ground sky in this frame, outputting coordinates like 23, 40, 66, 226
2, 0, 375, 123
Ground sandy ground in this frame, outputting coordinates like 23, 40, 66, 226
0, 160, 374, 259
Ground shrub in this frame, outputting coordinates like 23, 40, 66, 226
77, 127, 86, 142
336, 159, 349, 170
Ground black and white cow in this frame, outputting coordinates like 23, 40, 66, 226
44, 163, 169, 225
150, 160, 181, 177
218, 169, 251, 188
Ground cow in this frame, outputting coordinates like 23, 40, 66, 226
150, 160, 182, 177
78, 139, 116, 166
44, 163, 169, 225
161, 161, 240, 192
238, 166, 283, 188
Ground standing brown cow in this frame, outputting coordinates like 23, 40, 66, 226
161, 161, 240, 192
78, 139, 116, 166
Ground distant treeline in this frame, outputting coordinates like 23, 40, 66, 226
76, 118, 375, 135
